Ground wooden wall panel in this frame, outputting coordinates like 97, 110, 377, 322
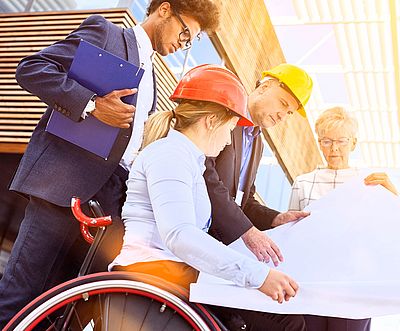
1, 4, 322, 182
212, 0, 322, 182
0, 9, 177, 153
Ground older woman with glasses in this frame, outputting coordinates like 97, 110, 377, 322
288, 106, 397, 331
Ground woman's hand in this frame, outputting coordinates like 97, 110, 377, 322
364, 172, 398, 195
259, 269, 298, 303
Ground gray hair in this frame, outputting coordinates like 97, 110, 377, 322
315, 107, 358, 138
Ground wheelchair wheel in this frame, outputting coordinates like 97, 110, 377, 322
5, 272, 224, 331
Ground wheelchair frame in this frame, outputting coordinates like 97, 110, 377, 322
4, 198, 226, 331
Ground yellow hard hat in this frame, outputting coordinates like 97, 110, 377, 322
261, 63, 313, 118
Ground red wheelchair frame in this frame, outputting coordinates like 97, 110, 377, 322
4, 198, 226, 331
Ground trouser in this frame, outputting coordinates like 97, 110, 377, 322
116, 260, 306, 331
305, 315, 371, 331
0, 166, 127, 329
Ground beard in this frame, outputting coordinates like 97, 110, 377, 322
153, 19, 171, 56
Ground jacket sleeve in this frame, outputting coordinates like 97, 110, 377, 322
204, 157, 253, 245
15, 15, 110, 122
242, 183, 280, 231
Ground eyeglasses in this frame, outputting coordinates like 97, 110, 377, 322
172, 11, 200, 51
319, 137, 350, 147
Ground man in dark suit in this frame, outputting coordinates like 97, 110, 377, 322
205, 63, 314, 330
0, 1, 220, 327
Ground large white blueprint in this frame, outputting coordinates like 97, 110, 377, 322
190, 177, 400, 318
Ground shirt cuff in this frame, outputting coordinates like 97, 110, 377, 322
245, 260, 270, 288
81, 94, 97, 119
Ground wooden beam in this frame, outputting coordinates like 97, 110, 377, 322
0, 143, 27, 153
211, 0, 322, 182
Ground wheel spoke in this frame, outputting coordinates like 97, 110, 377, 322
138, 298, 154, 330
72, 304, 84, 330
161, 310, 174, 330
6, 275, 213, 331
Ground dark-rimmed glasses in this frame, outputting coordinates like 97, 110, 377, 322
172, 10, 200, 51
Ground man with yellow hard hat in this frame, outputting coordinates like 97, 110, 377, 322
204, 63, 313, 330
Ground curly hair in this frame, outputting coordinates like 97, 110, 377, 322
146, 0, 221, 33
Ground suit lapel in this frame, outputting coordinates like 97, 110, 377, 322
150, 69, 157, 114
233, 126, 243, 192
124, 28, 157, 115
123, 28, 140, 66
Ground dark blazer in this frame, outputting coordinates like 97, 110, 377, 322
10, 15, 157, 207
205, 126, 280, 245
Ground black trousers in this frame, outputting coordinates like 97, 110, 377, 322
305, 315, 371, 331
0, 166, 127, 329
209, 305, 306, 331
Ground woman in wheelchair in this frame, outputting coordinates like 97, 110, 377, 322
5, 64, 304, 331
109, 64, 305, 330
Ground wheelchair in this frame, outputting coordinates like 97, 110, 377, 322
4, 198, 228, 331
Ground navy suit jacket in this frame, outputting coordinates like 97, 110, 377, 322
10, 15, 157, 207
205, 126, 280, 244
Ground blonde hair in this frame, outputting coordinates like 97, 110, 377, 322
315, 107, 358, 138
142, 100, 237, 149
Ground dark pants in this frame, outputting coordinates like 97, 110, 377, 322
114, 260, 306, 331
210, 305, 306, 331
305, 315, 371, 331
0, 167, 127, 329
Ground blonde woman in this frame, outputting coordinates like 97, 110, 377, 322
111, 65, 306, 331
289, 106, 397, 331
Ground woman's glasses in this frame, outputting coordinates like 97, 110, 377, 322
319, 137, 350, 147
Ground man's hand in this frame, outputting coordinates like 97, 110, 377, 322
91, 88, 137, 128
242, 226, 283, 266
259, 269, 298, 303
271, 211, 310, 228
364, 172, 398, 195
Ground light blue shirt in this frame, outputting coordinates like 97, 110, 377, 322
111, 129, 269, 288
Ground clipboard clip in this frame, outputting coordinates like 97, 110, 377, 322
135, 62, 144, 76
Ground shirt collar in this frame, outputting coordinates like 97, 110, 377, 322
241, 111, 261, 137
133, 24, 156, 61
243, 126, 261, 138
167, 129, 206, 173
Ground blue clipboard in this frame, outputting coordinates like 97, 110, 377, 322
46, 40, 144, 159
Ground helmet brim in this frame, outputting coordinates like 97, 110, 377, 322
297, 106, 307, 118
238, 116, 254, 126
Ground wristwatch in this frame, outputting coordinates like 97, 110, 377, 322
87, 94, 97, 114
82, 94, 97, 119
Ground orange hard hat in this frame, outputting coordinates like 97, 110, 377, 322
170, 64, 253, 126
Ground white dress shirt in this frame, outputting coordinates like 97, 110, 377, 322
120, 24, 155, 170
110, 129, 269, 289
